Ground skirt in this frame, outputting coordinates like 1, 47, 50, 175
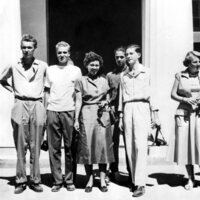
167, 112, 200, 165
77, 104, 114, 164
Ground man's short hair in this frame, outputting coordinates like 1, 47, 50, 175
114, 46, 125, 55
125, 44, 141, 54
55, 41, 71, 52
21, 34, 37, 49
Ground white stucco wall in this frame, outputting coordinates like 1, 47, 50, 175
0, 0, 21, 147
142, 0, 193, 142
0, 0, 194, 148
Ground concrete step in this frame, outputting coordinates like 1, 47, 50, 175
0, 145, 169, 168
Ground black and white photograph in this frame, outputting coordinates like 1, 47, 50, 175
0, 0, 200, 199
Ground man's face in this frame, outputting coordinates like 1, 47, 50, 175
56, 46, 70, 65
115, 50, 126, 67
21, 41, 35, 59
126, 47, 140, 66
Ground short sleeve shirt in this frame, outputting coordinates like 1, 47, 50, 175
45, 64, 82, 111
0, 59, 47, 99
75, 75, 109, 105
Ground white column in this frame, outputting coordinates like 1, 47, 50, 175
142, 0, 193, 141
0, 0, 21, 146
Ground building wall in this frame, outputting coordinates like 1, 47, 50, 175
142, 0, 193, 142
0, 0, 47, 147
0, 0, 22, 147
20, 0, 47, 62
0, 0, 194, 148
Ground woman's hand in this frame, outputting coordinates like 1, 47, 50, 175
74, 120, 80, 132
196, 96, 200, 105
99, 100, 108, 108
119, 118, 123, 132
184, 97, 198, 106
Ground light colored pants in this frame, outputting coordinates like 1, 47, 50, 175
123, 102, 150, 186
11, 99, 45, 184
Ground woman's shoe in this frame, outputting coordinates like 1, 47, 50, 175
85, 186, 92, 193
100, 185, 108, 192
184, 179, 193, 190
51, 184, 62, 192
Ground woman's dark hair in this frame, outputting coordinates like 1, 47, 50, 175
83, 51, 104, 75
183, 51, 200, 67
83, 51, 103, 68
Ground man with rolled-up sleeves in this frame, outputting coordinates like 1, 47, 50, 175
0, 34, 47, 194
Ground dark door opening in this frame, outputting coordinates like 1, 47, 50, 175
48, 0, 141, 74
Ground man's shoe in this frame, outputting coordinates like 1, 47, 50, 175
14, 184, 26, 194
66, 184, 75, 191
110, 171, 120, 182
51, 184, 62, 192
30, 184, 43, 192
132, 186, 145, 197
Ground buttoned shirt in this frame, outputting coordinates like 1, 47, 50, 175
106, 66, 128, 110
0, 58, 47, 99
45, 64, 82, 112
76, 75, 109, 105
118, 64, 150, 112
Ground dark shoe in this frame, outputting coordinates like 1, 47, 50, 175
130, 184, 136, 192
30, 184, 43, 192
132, 186, 145, 197
85, 186, 92, 193
100, 185, 108, 192
109, 171, 120, 182
66, 184, 75, 191
14, 184, 26, 194
51, 184, 62, 192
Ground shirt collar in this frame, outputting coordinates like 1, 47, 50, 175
123, 64, 146, 78
181, 68, 200, 79
18, 58, 39, 71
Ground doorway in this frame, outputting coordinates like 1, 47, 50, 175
47, 0, 141, 74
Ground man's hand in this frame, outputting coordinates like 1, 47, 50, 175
74, 120, 80, 132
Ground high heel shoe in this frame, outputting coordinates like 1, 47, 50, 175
100, 185, 108, 192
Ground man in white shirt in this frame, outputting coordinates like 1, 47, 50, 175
45, 41, 82, 192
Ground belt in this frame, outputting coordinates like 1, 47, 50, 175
15, 96, 43, 101
124, 99, 149, 104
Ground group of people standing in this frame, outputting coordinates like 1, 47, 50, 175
1, 34, 200, 198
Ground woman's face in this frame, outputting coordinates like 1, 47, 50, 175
188, 56, 200, 74
87, 60, 100, 76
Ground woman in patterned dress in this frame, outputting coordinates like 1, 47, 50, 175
170, 51, 200, 190
74, 51, 114, 193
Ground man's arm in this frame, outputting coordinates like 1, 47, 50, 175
0, 65, 13, 92
74, 85, 82, 132
44, 87, 50, 109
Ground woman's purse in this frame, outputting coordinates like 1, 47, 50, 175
109, 106, 118, 125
